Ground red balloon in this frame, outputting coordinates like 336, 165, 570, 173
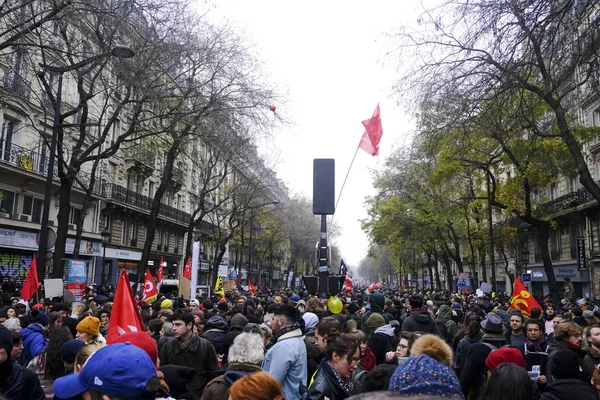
269, 104, 276, 112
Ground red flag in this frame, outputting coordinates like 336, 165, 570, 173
107, 269, 145, 343
157, 256, 164, 283
358, 104, 383, 156
510, 277, 542, 317
343, 273, 353, 292
183, 257, 192, 280
248, 278, 255, 294
21, 254, 40, 302
141, 269, 158, 303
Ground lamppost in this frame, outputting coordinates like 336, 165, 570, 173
100, 229, 111, 285
37, 45, 135, 282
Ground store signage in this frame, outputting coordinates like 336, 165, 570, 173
532, 271, 543, 278
0, 228, 102, 255
522, 273, 532, 283
104, 248, 142, 261
577, 237, 587, 271
556, 268, 577, 278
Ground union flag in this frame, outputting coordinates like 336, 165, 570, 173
509, 277, 542, 317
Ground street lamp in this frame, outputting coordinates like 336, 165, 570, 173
101, 229, 111, 285
37, 45, 135, 281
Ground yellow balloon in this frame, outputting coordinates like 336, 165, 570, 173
328, 296, 343, 315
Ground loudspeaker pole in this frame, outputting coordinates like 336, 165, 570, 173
318, 214, 329, 298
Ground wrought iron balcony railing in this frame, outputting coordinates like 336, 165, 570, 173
3, 69, 30, 100
537, 185, 597, 215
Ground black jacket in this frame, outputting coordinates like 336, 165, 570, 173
307, 359, 353, 400
367, 325, 396, 365
401, 310, 440, 335
1, 362, 45, 400
583, 345, 600, 384
202, 315, 229, 355
541, 379, 599, 400
460, 342, 496, 400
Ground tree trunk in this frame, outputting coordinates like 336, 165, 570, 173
426, 252, 434, 290
536, 222, 559, 300
478, 246, 487, 284
52, 175, 74, 279
73, 160, 101, 258
433, 250, 442, 290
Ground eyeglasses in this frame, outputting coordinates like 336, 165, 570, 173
346, 357, 359, 366
398, 344, 409, 350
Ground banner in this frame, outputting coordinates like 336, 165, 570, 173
67, 259, 87, 301
457, 273, 472, 291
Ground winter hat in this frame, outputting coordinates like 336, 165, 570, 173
61, 340, 86, 364
0, 326, 13, 354
348, 303, 361, 315
410, 334, 454, 366
31, 310, 50, 327
494, 309, 510, 326
302, 312, 319, 331
367, 313, 386, 330
583, 310, 595, 318
3, 318, 20, 332
218, 302, 229, 312
218, 298, 228, 304
76, 316, 100, 337
291, 295, 300, 302
388, 354, 464, 398
485, 348, 526, 371
160, 299, 173, 310
551, 349, 582, 380
481, 312, 503, 333
452, 302, 462, 310
112, 331, 159, 368
230, 313, 249, 330
426, 300, 434, 307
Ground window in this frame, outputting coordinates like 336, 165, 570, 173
1, 118, 16, 161
148, 181, 155, 198
14, 194, 32, 215
569, 176, 581, 192
111, 119, 121, 144
122, 220, 137, 245
0, 189, 15, 214
122, 220, 129, 245
32, 198, 43, 223
550, 183, 557, 200
69, 207, 81, 225
177, 194, 182, 210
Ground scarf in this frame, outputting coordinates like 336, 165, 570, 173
544, 312, 555, 322
326, 360, 354, 395
526, 336, 547, 352
466, 330, 484, 343
178, 333, 199, 353
265, 323, 299, 351
360, 348, 376, 371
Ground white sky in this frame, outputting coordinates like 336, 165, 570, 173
202, 1, 423, 267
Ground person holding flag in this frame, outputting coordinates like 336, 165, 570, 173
142, 270, 159, 303
107, 269, 145, 343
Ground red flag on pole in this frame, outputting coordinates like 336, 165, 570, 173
141, 269, 158, 303
509, 277, 542, 317
107, 269, 145, 343
21, 254, 40, 302
248, 278, 255, 294
343, 273, 353, 292
183, 257, 192, 280
358, 104, 383, 156
157, 256, 164, 283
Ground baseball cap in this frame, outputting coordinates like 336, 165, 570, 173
189, 299, 200, 307
53, 343, 157, 399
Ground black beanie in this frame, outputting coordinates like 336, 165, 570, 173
348, 303, 361, 315
551, 349, 581, 380
0, 326, 13, 354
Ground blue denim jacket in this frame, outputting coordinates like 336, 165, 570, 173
262, 328, 308, 400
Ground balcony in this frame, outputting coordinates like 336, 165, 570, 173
102, 183, 191, 225
125, 147, 155, 177
537, 186, 596, 216
3, 70, 30, 100
0, 140, 101, 194
169, 167, 184, 190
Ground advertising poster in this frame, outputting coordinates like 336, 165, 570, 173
67, 259, 87, 301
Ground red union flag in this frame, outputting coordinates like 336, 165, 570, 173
21, 254, 40, 302
107, 269, 145, 343
183, 257, 192, 280
141, 269, 158, 303
157, 256, 164, 283
510, 277, 542, 317
358, 104, 383, 156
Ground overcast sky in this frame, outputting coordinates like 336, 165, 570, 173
204, 1, 423, 268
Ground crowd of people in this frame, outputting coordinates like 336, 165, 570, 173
0, 279, 598, 399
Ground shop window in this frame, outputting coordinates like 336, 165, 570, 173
0, 189, 14, 214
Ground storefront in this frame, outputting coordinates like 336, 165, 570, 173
98, 247, 142, 285
528, 264, 591, 298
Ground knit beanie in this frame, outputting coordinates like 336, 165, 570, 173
485, 348, 526, 371
367, 313, 386, 330
112, 331, 159, 368
550, 349, 582, 380
60, 340, 86, 364
31, 310, 50, 327
160, 299, 173, 310
76, 316, 100, 337
230, 313, 249, 330
348, 303, 361, 315
0, 326, 13, 354
388, 354, 463, 398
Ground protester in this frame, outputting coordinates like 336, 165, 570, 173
584, 324, 600, 383
53, 343, 163, 399
542, 349, 599, 399
59, 339, 85, 376
346, 303, 362, 331
436, 304, 459, 345
75, 316, 103, 344
229, 371, 284, 400
400, 294, 439, 334
547, 321, 584, 383
201, 332, 264, 400
388, 354, 464, 398
262, 304, 307, 400
410, 334, 453, 367
360, 293, 389, 332
21, 310, 50, 366
29, 327, 72, 398
159, 309, 219, 397
307, 331, 360, 400
392, 331, 417, 364
11, 331, 23, 362
346, 329, 376, 379
366, 315, 396, 365
159, 365, 197, 399
481, 363, 532, 400
202, 314, 228, 357
221, 313, 248, 365
519, 318, 549, 388
506, 311, 526, 347
455, 315, 483, 377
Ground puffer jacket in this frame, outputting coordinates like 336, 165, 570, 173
20, 324, 46, 366
202, 315, 228, 355
401, 310, 440, 335
200, 363, 262, 400
307, 358, 354, 400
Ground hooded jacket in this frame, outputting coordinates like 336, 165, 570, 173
303, 330, 322, 382
455, 331, 484, 377
436, 305, 459, 344
541, 379, 598, 400
367, 324, 396, 365
401, 310, 440, 335
200, 363, 262, 400
360, 293, 389, 332
583, 345, 600, 384
20, 324, 46, 365
202, 315, 229, 355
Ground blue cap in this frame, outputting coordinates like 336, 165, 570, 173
291, 295, 300, 302
53, 343, 157, 399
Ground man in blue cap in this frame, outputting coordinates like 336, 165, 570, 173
53, 343, 160, 400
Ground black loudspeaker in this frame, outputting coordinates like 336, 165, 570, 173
303, 276, 318, 295
313, 159, 335, 215
328, 275, 345, 295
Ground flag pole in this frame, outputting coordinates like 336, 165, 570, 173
332, 146, 360, 222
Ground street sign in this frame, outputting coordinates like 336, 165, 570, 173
522, 273, 532, 283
